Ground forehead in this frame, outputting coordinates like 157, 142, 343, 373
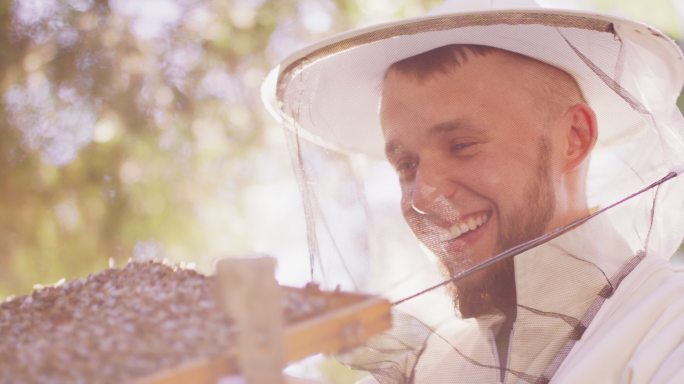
379, 48, 582, 141
380, 52, 531, 125
378, 51, 559, 157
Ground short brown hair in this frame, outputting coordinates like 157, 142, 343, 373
386, 44, 587, 121
387, 44, 495, 82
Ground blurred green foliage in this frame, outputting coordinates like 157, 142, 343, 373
0, 0, 443, 299
0, 0, 682, 300
0, 1, 682, 380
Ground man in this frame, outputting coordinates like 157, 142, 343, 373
380, 44, 596, 374
381, 44, 593, 316
264, 0, 684, 382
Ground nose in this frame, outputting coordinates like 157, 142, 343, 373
408, 160, 457, 215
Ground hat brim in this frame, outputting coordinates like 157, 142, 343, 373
263, 9, 684, 163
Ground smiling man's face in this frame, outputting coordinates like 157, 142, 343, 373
380, 49, 571, 301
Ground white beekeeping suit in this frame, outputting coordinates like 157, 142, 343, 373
263, 0, 684, 382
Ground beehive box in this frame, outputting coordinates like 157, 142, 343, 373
0, 260, 391, 383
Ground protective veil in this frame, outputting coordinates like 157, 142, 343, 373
262, 0, 684, 382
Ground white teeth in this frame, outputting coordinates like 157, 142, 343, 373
443, 213, 488, 241
449, 225, 463, 238
467, 217, 476, 230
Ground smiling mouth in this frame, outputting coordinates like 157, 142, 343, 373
439, 212, 490, 242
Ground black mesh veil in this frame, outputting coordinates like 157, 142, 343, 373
263, 2, 684, 383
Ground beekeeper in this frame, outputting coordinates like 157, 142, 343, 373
263, 0, 684, 382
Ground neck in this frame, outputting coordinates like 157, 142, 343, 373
454, 257, 518, 377
455, 257, 517, 318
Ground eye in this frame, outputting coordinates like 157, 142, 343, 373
449, 141, 476, 155
394, 158, 418, 177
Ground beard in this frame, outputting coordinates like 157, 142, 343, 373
445, 137, 556, 318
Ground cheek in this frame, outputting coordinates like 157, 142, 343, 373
460, 151, 530, 202
457, 157, 507, 200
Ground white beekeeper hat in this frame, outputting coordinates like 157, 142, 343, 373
263, 0, 684, 160
263, 0, 684, 258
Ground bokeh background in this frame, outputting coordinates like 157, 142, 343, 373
1, 0, 683, 298
1, 0, 682, 382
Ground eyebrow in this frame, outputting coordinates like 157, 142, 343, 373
428, 119, 472, 135
384, 118, 474, 158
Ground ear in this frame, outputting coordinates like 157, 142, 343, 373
561, 103, 597, 170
